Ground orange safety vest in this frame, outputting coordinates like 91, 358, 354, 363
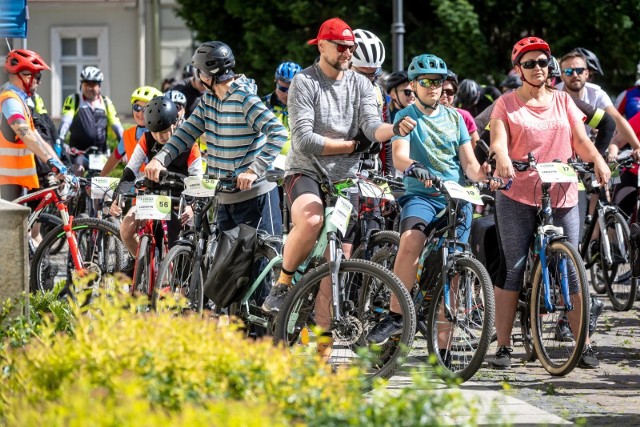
122, 126, 146, 172
0, 90, 39, 189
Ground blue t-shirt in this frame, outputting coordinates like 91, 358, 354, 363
1, 83, 29, 121
391, 104, 470, 201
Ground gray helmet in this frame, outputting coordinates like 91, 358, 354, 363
457, 79, 482, 108
574, 47, 603, 76
500, 73, 522, 89
547, 56, 561, 78
191, 41, 236, 81
144, 96, 178, 132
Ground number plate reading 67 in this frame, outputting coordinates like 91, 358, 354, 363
136, 195, 171, 220
330, 197, 353, 236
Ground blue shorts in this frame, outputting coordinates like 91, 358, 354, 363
398, 194, 472, 243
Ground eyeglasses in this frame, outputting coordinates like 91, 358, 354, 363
132, 104, 145, 113
354, 67, 381, 79
563, 67, 586, 76
441, 89, 456, 97
416, 78, 444, 88
19, 72, 42, 81
520, 59, 550, 69
327, 40, 357, 54
402, 89, 415, 97
276, 84, 289, 93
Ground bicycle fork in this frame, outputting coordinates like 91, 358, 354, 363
328, 231, 345, 323
539, 234, 572, 312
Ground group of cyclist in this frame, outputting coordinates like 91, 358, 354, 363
3, 15, 640, 374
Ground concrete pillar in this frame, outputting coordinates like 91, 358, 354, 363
0, 199, 30, 316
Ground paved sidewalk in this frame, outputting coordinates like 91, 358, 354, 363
389, 295, 640, 425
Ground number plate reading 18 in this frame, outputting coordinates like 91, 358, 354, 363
537, 163, 578, 183
183, 176, 219, 197
136, 195, 171, 220
330, 197, 353, 236
442, 181, 484, 205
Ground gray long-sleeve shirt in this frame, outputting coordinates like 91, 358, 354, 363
285, 64, 384, 182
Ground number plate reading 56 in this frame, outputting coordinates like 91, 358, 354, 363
136, 195, 172, 220
330, 197, 353, 237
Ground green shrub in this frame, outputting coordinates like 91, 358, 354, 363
0, 289, 505, 426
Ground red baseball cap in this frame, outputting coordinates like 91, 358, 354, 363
307, 17, 355, 45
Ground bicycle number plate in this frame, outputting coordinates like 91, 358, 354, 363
330, 197, 353, 236
90, 177, 118, 200
88, 154, 108, 170
442, 181, 484, 205
183, 176, 219, 197
358, 181, 394, 201
537, 163, 578, 183
136, 195, 171, 220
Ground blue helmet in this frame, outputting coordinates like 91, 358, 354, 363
407, 54, 447, 81
275, 61, 302, 83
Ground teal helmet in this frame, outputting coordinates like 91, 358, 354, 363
407, 54, 447, 81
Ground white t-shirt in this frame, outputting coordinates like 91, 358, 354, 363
555, 81, 612, 134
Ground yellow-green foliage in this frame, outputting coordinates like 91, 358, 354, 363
0, 290, 497, 426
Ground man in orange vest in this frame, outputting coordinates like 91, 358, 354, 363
1, 49, 69, 200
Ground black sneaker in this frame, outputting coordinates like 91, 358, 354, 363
589, 297, 604, 338
554, 317, 574, 342
366, 313, 403, 345
261, 283, 290, 314
578, 345, 599, 369
490, 345, 512, 369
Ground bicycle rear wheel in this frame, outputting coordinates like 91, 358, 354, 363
425, 256, 494, 382
351, 230, 400, 262
133, 235, 153, 305
275, 259, 415, 381
30, 218, 124, 297
530, 241, 588, 376
601, 211, 636, 310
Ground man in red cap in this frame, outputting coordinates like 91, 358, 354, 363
261, 17, 416, 345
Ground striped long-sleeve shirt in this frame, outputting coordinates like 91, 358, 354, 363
154, 76, 287, 204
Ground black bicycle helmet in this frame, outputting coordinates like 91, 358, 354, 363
191, 41, 236, 81
144, 96, 178, 132
499, 73, 522, 89
457, 79, 482, 108
547, 56, 561, 79
385, 70, 409, 93
446, 69, 459, 90
574, 47, 603, 76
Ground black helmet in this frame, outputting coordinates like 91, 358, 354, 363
574, 47, 603, 76
547, 56, 561, 78
385, 71, 409, 93
446, 69, 459, 90
144, 96, 178, 132
191, 41, 236, 80
182, 63, 196, 79
499, 74, 522, 89
457, 79, 482, 108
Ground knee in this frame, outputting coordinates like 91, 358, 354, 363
302, 214, 324, 235
398, 231, 426, 258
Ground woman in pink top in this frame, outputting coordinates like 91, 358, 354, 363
488, 37, 610, 370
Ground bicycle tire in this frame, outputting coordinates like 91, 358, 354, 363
425, 256, 495, 382
275, 258, 415, 381
530, 240, 588, 376
601, 211, 636, 310
29, 217, 124, 295
518, 291, 537, 362
133, 235, 153, 299
351, 230, 401, 262
154, 244, 203, 313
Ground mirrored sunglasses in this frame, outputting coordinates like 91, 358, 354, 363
132, 104, 145, 113
563, 67, 586, 76
417, 78, 444, 88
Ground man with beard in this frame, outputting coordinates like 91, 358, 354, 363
556, 50, 640, 148
260, 17, 416, 335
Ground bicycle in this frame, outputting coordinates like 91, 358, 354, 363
368, 178, 495, 382
501, 154, 590, 376
573, 156, 636, 310
274, 157, 416, 380
28, 175, 125, 296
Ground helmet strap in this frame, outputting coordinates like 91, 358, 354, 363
17, 74, 34, 97
416, 92, 438, 111
393, 88, 407, 109
517, 65, 545, 89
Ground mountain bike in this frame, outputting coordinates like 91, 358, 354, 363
574, 156, 635, 310
273, 157, 416, 380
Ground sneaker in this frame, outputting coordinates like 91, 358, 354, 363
555, 317, 574, 342
589, 296, 604, 338
578, 345, 599, 369
261, 283, 290, 314
490, 345, 512, 369
366, 313, 403, 345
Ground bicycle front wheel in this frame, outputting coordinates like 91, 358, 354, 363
425, 256, 495, 382
30, 218, 124, 297
601, 211, 636, 310
133, 235, 153, 299
275, 258, 415, 381
530, 241, 588, 376
154, 243, 203, 312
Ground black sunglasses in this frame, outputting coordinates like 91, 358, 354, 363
402, 89, 415, 97
520, 58, 550, 69
441, 89, 456, 97
132, 104, 145, 113
327, 40, 357, 54
276, 84, 289, 93
563, 67, 586, 76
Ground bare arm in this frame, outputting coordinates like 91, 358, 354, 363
100, 150, 121, 177
489, 117, 515, 180
459, 142, 487, 182
391, 138, 412, 172
10, 118, 57, 163
571, 122, 610, 184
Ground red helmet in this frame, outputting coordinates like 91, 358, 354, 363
4, 49, 50, 74
511, 37, 551, 66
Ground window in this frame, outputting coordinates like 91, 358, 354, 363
50, 26, 109, 117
